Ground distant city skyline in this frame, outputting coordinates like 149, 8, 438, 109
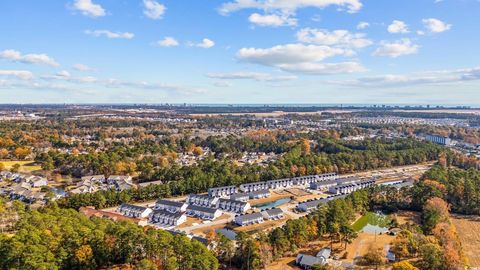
1, 0, 479, 104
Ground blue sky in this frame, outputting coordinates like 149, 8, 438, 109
0, 0, 479, 104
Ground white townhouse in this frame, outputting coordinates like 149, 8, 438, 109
186, 205, 222, 220
187, 194, 219, 207
216, 198, 250, 213
229, 192, 250, 202
239, 181, 269, 192
261, 208, 284, 220
117, 204, 153, 218
208, 185, 238, 197
248, 189, 270, 199
150, 209, 187, 226
234, 212, 264, 226
267, 178, 294, 190
154, 199, 188, 213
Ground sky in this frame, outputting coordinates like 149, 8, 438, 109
0, 0, 479, 105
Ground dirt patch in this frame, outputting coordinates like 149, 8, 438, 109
451, 215, 480, 268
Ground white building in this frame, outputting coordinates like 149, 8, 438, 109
187, 194, 218, 207
216, 198, 250, 213
240, 181, 269, 192
117, 204, 152, 218
154, 199, 187, 213
150, 210, 187, 226
248, 189, 270, 199
208, 186, 237, 197
229, 192, 249, 202
186, 205, 222, 220
426, 134, 451, 145
261, 208, 284, 220
235, 212, 264, 226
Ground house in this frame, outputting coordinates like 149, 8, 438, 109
297, 198, 329, 212
310, 180, 338, 190
328, 178, 376, 195
117, 204, 152, 218
186, 205, 222, 220
150, 209, 187, 226
187, 194, 218, 207
235, 212, 264, 226
230, 192, 249, 202
261, 208, 284, 220
316, 248, 331, 262
295, 254, 324, 269
30, 176, 48, 188
154, 199, 187, 213
248, 189, 270, 199
216, 198, 250, 213
208, 185, 237, 197
267, 178, 294, 190
240, 181, 269, 192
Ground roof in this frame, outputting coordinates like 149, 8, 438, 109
299, 198, 328, 208
235, 212, 263, 222
262, 208, 283, 216
186, 204, 219, 214
296, 254, 323, 267
119, 203, 149, 212
208, 185, 236, 191
151, 209, 184, 219
230, 192, 249, 199
218, 198, 248, 206
248, 189, 270, 196
156, 199, 185, 208
316, 248, 331, 259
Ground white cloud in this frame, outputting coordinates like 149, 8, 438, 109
219, 0, 363, 15
422, 18, 452, 33
56, 70, 71, 78
84, 30, 135, 39
387, 20, 409, 34
357, 21, 370, 30
73, 64, 93, 71
143, 0, 166, 20
296, 28, 372, 48
0, 70, 34, 80
332, 67, 480, 88
72, 0, 106, 17
190, 38, 215, 49
206, 71, 297, 81
373, 39, 419, 58
157, 37, 179, 47
248, 13, 297, 27
212, 81, 233, 87
0, 49, 59, 66
236, 43, 364, 75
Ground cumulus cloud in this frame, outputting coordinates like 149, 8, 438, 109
0, 70, 34, 80
248, 13, 297, 27
0, 49, 59, 66
357, 21, 370, 30
206, 71, 297, 82
422, 18, 451, 33
373, 39, 419, 58
331, 67, 480, 88
211, 81, 233, 87
219, 0, 363, 15
388, 20, 409, 34
72, 0, 106, 17
84, 30, 135, 39
73, 64, 93, 71
296, 28, 372, 49
236, 43, 364, 75
189, 38, 215, 48
157, 37, 179, 47
143, 0, 166, 20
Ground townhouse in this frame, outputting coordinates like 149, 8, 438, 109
208, 185, 237, 197
216, 198, 250, 213
154, 199, 188, 213
117, 203, 152, 218
234, 212, 264, 226
150, 209, 187, 226
186, 205, 222, 220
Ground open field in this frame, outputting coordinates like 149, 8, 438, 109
451, 215, 480, 268
0, 160, 42, 173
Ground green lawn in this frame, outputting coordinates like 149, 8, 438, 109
351, 212, 391, 232
0, 160, 42, 173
